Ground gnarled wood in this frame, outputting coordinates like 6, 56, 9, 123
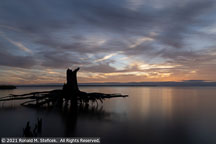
0, 68, 128, 107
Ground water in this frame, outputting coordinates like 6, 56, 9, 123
0, 86, 216, 144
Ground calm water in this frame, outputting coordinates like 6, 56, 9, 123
0, 86, 216, 144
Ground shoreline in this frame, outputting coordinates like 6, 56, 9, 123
0, 85, 16, 90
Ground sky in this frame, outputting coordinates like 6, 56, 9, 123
0, 0, 216, 84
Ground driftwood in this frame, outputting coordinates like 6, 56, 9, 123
0, 68, 127, 107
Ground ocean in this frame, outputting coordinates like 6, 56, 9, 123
0, 86, 216, 144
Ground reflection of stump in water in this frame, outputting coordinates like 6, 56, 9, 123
61, 102, 110, 136
0, 67, 128, 107
22, 104, 110, 137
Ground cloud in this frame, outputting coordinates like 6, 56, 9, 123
129, 37, 154, 48
0, 32, 32, 54
38, 50, 85, 69
0, 0, 216, 83
95, 53, 119, 62
0, 24, 21, 32
6, 39, 32, 54
0, 51, 36, 68
82, 63, 117, 73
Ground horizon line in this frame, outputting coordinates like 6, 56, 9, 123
9, 80, 216, 87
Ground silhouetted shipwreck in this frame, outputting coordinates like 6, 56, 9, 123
0, 68, 127, 107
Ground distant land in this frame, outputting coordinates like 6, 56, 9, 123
15, 80, 216, 87
0, 85, 16, 90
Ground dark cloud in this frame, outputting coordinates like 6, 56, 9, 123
82, 63, 117, 73
0, 51, 36, 68
37, 50, 87, 69
155, 0, 215, 48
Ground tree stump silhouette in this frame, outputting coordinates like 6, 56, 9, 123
66, 67, 80, 92
0, 67, 128, 107
63, 67, 80, 102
